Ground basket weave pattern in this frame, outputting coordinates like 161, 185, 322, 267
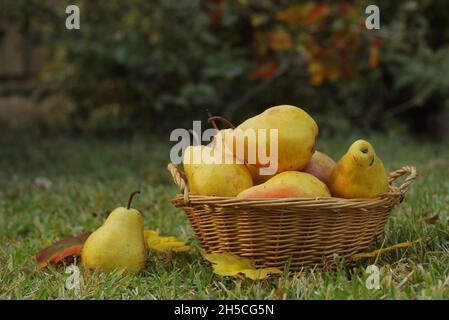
169, 164, 417, 270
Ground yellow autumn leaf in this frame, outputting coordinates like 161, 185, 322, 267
202, 253, 282, 280
144, 230, 190, 253
241, 268, 284, 281
352, 239, 422, 260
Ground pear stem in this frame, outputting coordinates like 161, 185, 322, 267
207, 116, 236, 130
127, 191, 141, 210
207, 112, 221, 145
188, 129, 201, 145
207, 111, 219, 131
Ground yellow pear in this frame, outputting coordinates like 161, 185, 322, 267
329, 140, 389, 198
82, 191, 147, 273
183, 145, 253, 196
227, 105, 318, 174
237, 171, 331, 199
209, 128, 233, 151
209, 127, 272, 185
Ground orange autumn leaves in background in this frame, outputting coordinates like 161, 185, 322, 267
203, 1, 381, 84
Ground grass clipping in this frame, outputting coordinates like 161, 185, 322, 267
202, 253, 282, 280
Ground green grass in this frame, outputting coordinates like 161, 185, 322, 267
1, 133, 448, 299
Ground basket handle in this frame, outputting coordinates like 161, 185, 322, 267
167, 163, 190, 204
388, 166, 417, 193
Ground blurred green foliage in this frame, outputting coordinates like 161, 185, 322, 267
4, 0, 449, 136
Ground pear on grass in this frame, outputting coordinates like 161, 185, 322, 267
237, 171, 331, 199
329, 140, 389, 198
82, 191, 147, 273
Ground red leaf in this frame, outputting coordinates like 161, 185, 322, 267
250, 60, 279, 80
36, 232, 91, 269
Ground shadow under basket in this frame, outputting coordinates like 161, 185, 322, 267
168, 164, 417, 271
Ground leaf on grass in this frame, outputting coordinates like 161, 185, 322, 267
144, 230, 190, 253
36, 232, 91, 269
424, 214, 439, 225
202, 253, 282, 280
33, 177, 52, 189
352, 239, 422, 260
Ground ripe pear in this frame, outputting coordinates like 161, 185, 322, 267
183, 145, 253, 196
208, 128, 235, 163
82, 191, 147, 273
303, 151, 336, 185
227, 105, 318, 174
329, 140, 389, 198
237, 171, 331, 199
210, 128, 274, 185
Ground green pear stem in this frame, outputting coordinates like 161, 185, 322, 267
208, 116, 236, 130
127, 191, 141, 210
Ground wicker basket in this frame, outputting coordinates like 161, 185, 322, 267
168, 163, 417, 270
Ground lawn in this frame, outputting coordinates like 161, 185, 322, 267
0, 133, 448, 299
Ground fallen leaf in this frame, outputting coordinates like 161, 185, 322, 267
36, 232, 91, 269
202, 253, 282, 280
33, 177, 52, 189
424, 214, 439, 225
145, 230, 190, 253
352, 239, 422, 260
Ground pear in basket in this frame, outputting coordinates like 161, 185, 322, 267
237, 171, 331, 199
329, 140, 389, 198
227, 105, 318, 174
246, 164, 274, 185
183, 142, 253, 197
303, 150, 336, 185
216, 132, 276, 186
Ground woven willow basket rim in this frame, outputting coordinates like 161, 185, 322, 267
168, 163, 417, 208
